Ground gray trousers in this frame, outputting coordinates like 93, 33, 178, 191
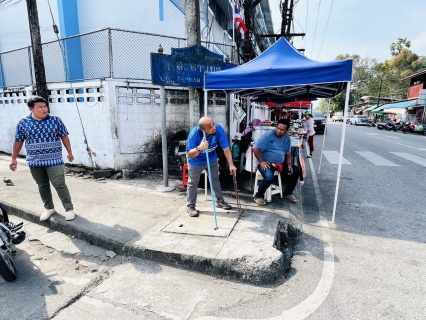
187, 160, 223, 206
30, 165, 74, 212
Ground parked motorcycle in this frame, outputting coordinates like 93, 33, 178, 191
385, 121, 399, 132
401, 121, 415, 134
367, 120, 377, 127
0, 203, 26, 282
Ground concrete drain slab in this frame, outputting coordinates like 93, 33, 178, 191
162, 204, 240, 238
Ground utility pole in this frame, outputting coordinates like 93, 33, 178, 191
377, 74, 383, 108
280, 0, 294, 40
261, 0, 305, 50
26, 0, 49, 105
185, 0, 202, 127
241, 1, 253, 62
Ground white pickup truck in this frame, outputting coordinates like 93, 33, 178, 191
332, 113, 343, 122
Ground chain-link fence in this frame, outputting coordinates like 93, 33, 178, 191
0, 28, 237, 89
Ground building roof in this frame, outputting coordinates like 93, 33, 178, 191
360, 96, 403, 103
401, 68, 426, 81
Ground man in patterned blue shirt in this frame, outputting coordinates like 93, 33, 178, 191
9, 96, 76, 221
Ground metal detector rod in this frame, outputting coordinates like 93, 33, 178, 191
203, 131, 219, 230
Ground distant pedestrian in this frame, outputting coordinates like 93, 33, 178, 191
185, 117, 237, 217
9, 96, 76, 221
304, 113, 315, 158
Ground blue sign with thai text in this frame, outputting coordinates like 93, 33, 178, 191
151, 45, 235, 88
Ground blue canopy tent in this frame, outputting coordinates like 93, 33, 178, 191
204, 37, 352, 103
204, 37, 353, 222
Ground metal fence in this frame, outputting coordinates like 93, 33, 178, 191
0, 28, 237, 89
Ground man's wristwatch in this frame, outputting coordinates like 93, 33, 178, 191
196, 146, 200, 152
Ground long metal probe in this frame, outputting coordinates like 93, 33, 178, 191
203, 132, 219, 230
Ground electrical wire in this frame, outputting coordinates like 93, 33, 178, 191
46, 0, 96, 170
310, 0, 322, 57
0, 0, 23, 13
304, 0, 309, 49
316, 0, 334, 60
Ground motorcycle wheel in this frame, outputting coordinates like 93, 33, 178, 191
0, 251, 18, 282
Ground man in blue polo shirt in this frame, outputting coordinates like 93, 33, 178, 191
253, 119, 301, 205
9, 96, 76, 221
185, 116, 237, 217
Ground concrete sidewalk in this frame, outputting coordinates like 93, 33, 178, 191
0, 154, 303, 284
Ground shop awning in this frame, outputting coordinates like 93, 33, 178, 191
372, 100, 416, 112
364, 105, 378, 112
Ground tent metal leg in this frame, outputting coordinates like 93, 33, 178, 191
331, 82, 351, 223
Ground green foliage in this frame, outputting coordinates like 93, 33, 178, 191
390, 38, 411, 57
379, 49, 422, 99
322, 39, 423, 111
420, 56, 426, 68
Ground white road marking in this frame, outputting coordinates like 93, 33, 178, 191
365, 133, 400, 139
322, 151, 351, 165
363, 134, 425, 150
355, 151, 399, 166
391, 152, 426, 167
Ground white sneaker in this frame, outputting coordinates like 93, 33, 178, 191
300, 181, 304, 185
65, 210, 76, 221
40, 208, 56, 221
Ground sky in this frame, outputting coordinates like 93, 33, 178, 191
268, 0, 426, 63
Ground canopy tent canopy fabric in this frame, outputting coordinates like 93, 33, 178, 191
364, 105, 378, 112
204, 37, 353, 103
373, 100, 416, 112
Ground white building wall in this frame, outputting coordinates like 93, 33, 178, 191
76, 0, 185, 39
0, 0, 233, 53
0, 80, 228, 170
0, 80, 116, 168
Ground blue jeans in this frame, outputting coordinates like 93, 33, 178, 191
255, 163, 301, 198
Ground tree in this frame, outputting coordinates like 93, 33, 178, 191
319, 54, 380, 113
379, 49, 422, 99
319, 39, 423, 113
390, 38, 411, 57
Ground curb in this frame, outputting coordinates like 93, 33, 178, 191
3, 202, 126, 256
3, 191, 302, 285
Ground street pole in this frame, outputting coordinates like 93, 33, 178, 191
377, 74, 383, 108
185, 0, 201, 127
156, 45, 173, 191
160, 85, 168, 187
25, 0, 49, 106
